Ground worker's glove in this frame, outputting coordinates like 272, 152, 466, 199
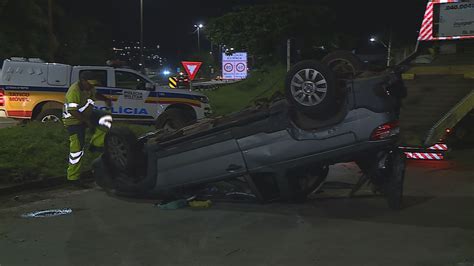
98, 115, 113, 129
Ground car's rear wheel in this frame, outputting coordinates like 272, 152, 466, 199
285, 61, 338, 118
36, 109, 62, 123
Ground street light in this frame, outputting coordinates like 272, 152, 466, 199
140, 0, 144, 71
194, 23, 204, 51
370, 34, 392, 67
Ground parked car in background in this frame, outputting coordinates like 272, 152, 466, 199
0, 58, 211, 130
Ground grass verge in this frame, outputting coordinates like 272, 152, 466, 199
203, 65, 286, 116
0, 122, 153, 185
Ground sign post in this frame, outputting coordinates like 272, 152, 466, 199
182, 61, 203, 90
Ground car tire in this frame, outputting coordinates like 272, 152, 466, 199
285, 60, 338, 118
104, 127, 142, 175
321, 50, 364, 81
36, 109, 62, 123
385, 149, 406, 210
155, 109, 195, 131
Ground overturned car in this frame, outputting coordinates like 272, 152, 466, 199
93, 54, 407, 209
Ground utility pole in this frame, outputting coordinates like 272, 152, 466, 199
287, 39, 291, 72
194, 24, 204, 52
387, 30, 393, 67
140, 0, 145, 71
197, 27, 201, 51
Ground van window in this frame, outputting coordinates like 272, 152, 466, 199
79, 70, 107, 87
115, 71, 148, 90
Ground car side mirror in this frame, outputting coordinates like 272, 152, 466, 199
137, 82, 154, 91
145, 82, 154, 90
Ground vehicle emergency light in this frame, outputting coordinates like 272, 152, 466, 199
0, 88, 5, 107
370, 120, 400, 141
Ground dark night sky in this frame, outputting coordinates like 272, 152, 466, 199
76, 0, 428, 63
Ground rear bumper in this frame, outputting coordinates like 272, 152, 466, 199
0, 109, 7, 118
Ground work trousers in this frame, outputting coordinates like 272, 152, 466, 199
66, 125, 106, 181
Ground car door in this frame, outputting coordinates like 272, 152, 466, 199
154, 130, 248, 188
111, 70, 156, 122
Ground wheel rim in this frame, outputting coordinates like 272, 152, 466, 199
41, 115, 61, 123
290, 68, 328, 107
107, 135, 128, 171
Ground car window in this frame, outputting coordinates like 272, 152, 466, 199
115, 71, 148, 90
79, 70, 107, 87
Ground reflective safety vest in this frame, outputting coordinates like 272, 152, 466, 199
62, 82, 96, 126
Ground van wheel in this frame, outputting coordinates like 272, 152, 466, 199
285, 60, 338, 118
36, 109, 62, 123
155, 109, 195, 131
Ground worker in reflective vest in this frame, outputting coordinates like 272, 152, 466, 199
62, 71, 113, 183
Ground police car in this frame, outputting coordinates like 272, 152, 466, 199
0, 58, 211, 129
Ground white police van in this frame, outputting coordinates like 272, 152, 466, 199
0, 58, 211, 129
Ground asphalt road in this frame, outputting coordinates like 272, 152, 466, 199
0, 154, 473, 266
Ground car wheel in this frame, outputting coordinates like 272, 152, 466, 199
36, 109, 62, 123
104, 127, 141, 175
285, 60, 338, 118
384, 149, 406, 210
321, 50, 364, 81
156, 109, 195, 131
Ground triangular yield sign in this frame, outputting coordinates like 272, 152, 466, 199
181, 61, 202, 81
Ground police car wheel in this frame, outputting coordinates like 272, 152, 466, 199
285, 60, 338, 118
37, 109, 62, 123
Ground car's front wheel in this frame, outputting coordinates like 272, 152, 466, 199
104, 127, 142, 176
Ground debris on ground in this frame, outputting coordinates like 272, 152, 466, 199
21, 208, 72, 218
157, 199, 188, 210
189, 200, 212, 208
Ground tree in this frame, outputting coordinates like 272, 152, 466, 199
0, 0, 49, 60
205, 3, 335, 65
0, 0, 111, 65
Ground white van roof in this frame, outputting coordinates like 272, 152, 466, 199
1, 59, 72, 87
